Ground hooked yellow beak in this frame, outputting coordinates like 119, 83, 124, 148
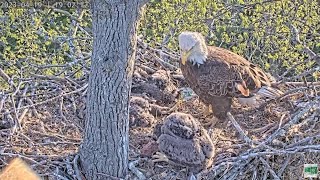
181, 50, 191, 65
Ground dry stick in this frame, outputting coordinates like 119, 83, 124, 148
288, 67, 320, 81
0, 68, 13, 86
18, 108, 28, 126
242, 159, 259, 177
262, 168, 268, 180
258, 85, 319, 110
221, 159, 252, 180
59, 96, 67, 121
52, 173, 70, 180
259, 157, 280, 180
25, 98, 39, 117
17, 84, 29, 113
279, 61, 306, 80
261, 113, 289, 139
1, 83, 88, 115
137, 38, 180, 60
251, 167, 258, 180
209, 146, 320, 171
0, 94, 8, 112
227, 112, 253, 145
273, 81, 320, 86
95, 173, 124, 180
287, 23, 320, 65
234, 107, 312, 158
10, 94, 21, 132
17, 85, 29, 127
136, 63, 156, 74
259, 103, 315, 147
65, 157, 75, 179
305, 111, 320, 133
31, 73, 68, 83
45, 6, 84, 23
251, 122, 275, 133
279, 85, 320, 101
239, 145, 320, 160
277, 155, 291, 177
69, 95, 77, 114
148, 51, 178, 71
277, 114, 286, 130
137, 40, 179, 70
73, 154, 83, 180
129, 159, 146, 180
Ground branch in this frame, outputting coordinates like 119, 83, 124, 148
287, 23, 320, 65
259, 157, 280, 180
227, 112, 253, 145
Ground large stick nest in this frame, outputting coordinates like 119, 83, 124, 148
0, 37, 319, 179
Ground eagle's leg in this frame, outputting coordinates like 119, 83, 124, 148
204, 104, 213, 116
152, 152, 169, 163
206, 97, 232, 128
202, 104, 215, 126
168, 97, 183, 113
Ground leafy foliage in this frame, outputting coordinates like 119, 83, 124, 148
0, 0, 319, 89
0, 8, 92, 88
140, 0, 320, 78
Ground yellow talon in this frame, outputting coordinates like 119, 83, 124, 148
204, 104, 213, 117
152, 152, 169, 163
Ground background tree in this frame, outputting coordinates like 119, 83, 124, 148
140, 0, 320, 80
79, 0, 148, 179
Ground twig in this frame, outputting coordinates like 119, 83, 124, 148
0, 94, 8, 112
273, 81, 320, 86
260, 103, 315, 146
287, 23, 320, 65
129, 159, 146, 180
25, 98, 39, 117
31, 73, 68, 83
65, 157, 75, 179
0, 68, 13, 86
18, 108, 28, 126
10, 94, 21, 132
52, 173, 70, 180
227, 112, 253, 145
73, 154, 83, 180
259, 157, 280, 180
0, 84, 88, 115
59, 97, 67, 121
96, 173, 124, 180
277, 155, 291, 177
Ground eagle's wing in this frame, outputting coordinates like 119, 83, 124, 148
193, 46, 272, 97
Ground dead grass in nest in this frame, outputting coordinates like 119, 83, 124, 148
128, 84, 320, 179
0, 101, 82, 179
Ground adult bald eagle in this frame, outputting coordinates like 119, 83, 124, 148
178, 31, 281, 120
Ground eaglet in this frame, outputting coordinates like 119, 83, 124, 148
178, 31, 282, 121
154, 112, 215, 172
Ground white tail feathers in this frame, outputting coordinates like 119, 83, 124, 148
237, 86, 283, 107
256, 86, 284, 99
237, 96, 260, 107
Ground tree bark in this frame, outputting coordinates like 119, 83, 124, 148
80, 1, 146, 179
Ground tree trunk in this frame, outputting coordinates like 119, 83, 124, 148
80, 1, 146, 179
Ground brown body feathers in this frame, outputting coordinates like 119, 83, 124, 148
180, 46, 273, 118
